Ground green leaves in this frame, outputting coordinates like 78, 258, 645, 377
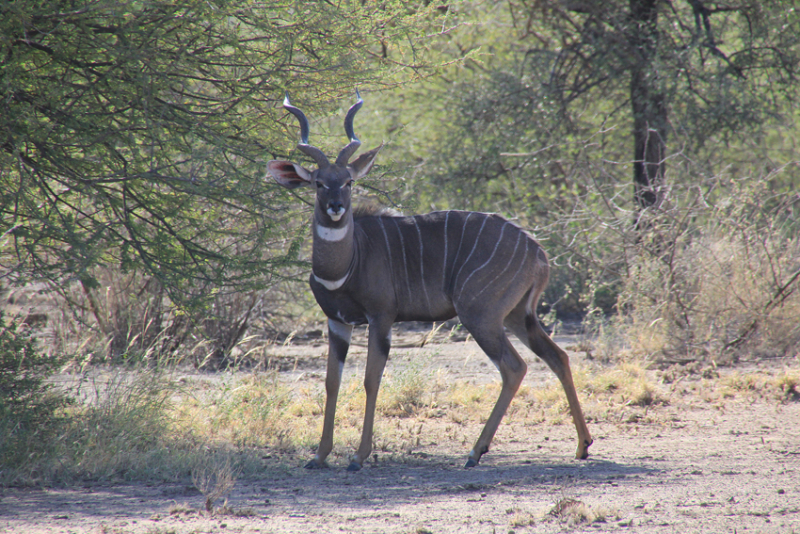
0, 1, 440, 314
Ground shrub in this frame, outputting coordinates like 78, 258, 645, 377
0, 311, 69, 484
556, 161, 800, 364
616, 174, 800, 364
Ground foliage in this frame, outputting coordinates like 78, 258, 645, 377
390, 0, 800, 186
409, 0, 800, 200
0, 0, 445, 362
375, 0, 800, 326
510, 0, 800, 205
2, 0, 799, 370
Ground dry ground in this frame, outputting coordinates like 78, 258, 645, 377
2, 329, 799, 534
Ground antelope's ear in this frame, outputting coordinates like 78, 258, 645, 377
267, 160, 312, 189
347, 144, 383, 180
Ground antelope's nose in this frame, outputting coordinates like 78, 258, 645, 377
327, 200, 345, 221
328, 200, 344, 214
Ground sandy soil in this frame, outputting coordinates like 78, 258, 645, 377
2, 329, 799, 534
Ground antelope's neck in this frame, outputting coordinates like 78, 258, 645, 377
311, 211, 356, 290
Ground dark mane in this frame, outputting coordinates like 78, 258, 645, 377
353, 201, 403, 219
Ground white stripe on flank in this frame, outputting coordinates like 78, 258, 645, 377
392, 218, 414, 301
316, 223, 349, 242
506, 238, 530, 293
377, 218, 394, 280
458, 222, 509, 300
313, 272, 348, 291
412, 217, 432, 313
465, 230, 524, 307
454, 215, 489, 290
448, 212, 473, 292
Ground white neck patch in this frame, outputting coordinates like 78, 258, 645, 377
313, 272, 348, 291
316, 222, 349, 242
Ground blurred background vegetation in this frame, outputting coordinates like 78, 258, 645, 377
1, 0, 799, 485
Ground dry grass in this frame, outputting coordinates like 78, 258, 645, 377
717, 368, 800, 402
548, 497, 615, 526
506, 507, 537, 527
191, 453, 240, 512
613, 215, 800, 365
378, 362, 442, 417
2, 329, 795, 487
174, 357, 672, 466
774, 370, 800, 401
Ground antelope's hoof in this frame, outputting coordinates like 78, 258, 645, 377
465, 445, 487, 468
304, 459, 328, 469
346, 461, 362, 472
576, 438, 593, 460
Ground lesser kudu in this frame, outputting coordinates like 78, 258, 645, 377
268, 92, 592, 471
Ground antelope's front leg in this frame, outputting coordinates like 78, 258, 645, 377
347, 318, 391, 472
305, 319, 353, 469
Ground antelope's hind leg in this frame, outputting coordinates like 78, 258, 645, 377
461, 318, 528, 468
506, 307, 593, 459
305, 319, 353, 469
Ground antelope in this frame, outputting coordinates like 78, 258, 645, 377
268, 92, 592, 471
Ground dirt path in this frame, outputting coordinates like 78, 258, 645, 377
2, 334, 799, 533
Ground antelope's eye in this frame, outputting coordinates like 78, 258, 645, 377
345, 180, 354, 188
315, 181, 325, 189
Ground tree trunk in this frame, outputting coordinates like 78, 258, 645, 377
629, 0, 668, 222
